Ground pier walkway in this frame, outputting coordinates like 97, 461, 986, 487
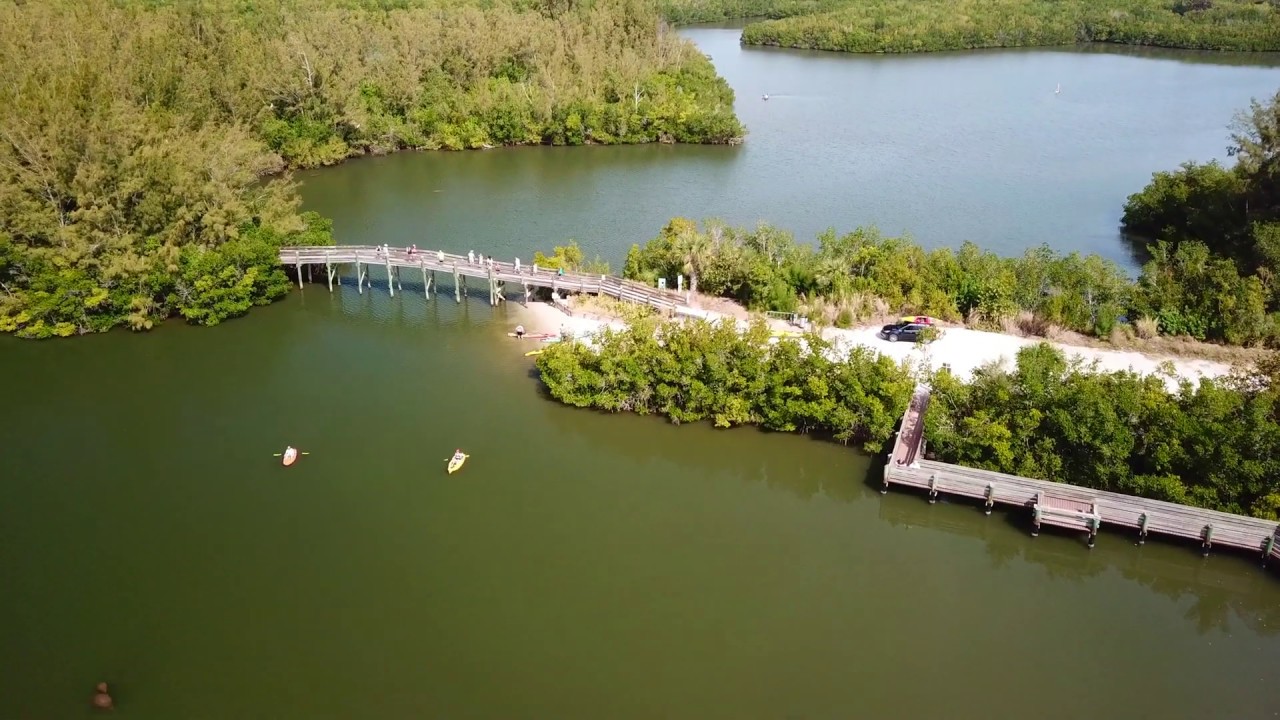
280, 245, 693, 314
885, 385, 1280, 566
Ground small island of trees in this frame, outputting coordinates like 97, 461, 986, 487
662, 0, 1280, 54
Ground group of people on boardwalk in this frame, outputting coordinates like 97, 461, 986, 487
370, 244, 567, 278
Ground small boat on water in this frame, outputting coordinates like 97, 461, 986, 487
525, 350, 544, 357
447, 449, 468, 474
541, 336, 562, 343
282, 446, 298, 467
507, 332, 557, 340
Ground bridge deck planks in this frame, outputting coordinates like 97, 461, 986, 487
280, 245, 688, 312
884, 388, 1280, 558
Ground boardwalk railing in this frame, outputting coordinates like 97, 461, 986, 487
884, 387, 1280, 566
279, 245, 690, 314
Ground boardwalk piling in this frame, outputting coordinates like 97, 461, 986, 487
281, 244, 785, 318
984, 483, 995, 515
884, 384, 1280, 569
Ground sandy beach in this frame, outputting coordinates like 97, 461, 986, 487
513, 299, 1238, 391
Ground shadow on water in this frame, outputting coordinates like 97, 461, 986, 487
534, 396, 876, 505
875, 478, 1280, 637
526, 383, 1280, 637
1119, 228, 1158, 268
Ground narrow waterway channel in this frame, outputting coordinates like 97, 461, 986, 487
2, 29, 1279, 720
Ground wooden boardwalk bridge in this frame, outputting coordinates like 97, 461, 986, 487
279, 245, 699, 315
884, 385, 1280, 567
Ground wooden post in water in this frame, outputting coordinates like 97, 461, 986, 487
421, 260, 430, 299
356, 258, 364, 294
453, 264, 461, 303
385, 256, 395, 297
523, 282, 531, 306
295, 250, 303, 289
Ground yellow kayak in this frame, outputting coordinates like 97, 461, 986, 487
447, 450, 468, 474
524, 350, 543, 357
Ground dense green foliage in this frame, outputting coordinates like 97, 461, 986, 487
685, 0, 1280, 53
113, 0, 743, 165
1121, 91, 1280, 344
0, 0, 743, 338
623, 216, 1274, 344
532, 241, 613, 274
926, 344, 1280, 518
660, 0, 846, 24
536, 320, 1280, 518
537, 316, 916, 448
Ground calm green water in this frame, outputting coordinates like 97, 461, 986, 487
4, 30, 1280, 719
297, 28, 1280, 268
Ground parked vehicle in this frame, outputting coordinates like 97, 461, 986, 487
878, 321, 932, 343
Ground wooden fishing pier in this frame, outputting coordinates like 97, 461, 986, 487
884, 385, 1280, 566
279, 245, 694, 313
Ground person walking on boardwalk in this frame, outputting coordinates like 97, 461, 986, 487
514, 257, 521, 274
468, 250, 475, 264
409, 244, 417, 257
437, 249, 444, 262
557, 266, 565, 277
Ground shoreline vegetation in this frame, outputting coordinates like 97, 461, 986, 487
533, 313, 1280, 520
0, 0, 742, 338
663, 0, 1280, 53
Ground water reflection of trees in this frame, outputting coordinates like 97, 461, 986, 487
537, 398, 875, 504
877, 494, 1280, 637
539, 395, 1280, 636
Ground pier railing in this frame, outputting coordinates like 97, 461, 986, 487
884, 386, 1280, 566
279, 245, 691, 313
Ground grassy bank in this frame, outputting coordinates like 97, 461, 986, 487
0, 0, 743, 338
535, 317, 1280, 519
664, 0, 1280, 53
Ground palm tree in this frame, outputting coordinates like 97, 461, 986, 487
676, 223, 712, 298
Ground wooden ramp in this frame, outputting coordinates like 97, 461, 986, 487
883, 386, 1280, 566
